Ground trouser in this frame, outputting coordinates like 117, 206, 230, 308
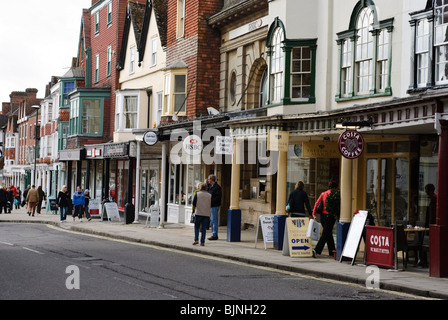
59, 206, 68, 221
28, 202, 37, 215
0, 202, 8, 214
315, 213, 336, 255
194, 216, 210, 244
73, 205, 84, 219
84, 206, 91, 219
37, 200, 43, 213
210, 206, 220, 237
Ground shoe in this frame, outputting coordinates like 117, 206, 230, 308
208, 236, 218, 240
200, 243, 205, 246
88, 217, 92, 221
312, 249, 317, 258
193, 241, 199, 245
28, 212, 31, 216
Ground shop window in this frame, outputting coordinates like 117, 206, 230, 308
140, 160, 160, 212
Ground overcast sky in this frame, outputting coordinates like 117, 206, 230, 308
0, 0, 92, 105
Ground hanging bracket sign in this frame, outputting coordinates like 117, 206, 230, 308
338, 129, 365, 159
143, 131, 159, 146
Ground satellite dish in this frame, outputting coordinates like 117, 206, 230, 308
207, 107, 220, 116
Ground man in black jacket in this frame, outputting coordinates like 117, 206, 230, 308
207, 175, 222, 240
0, 186, 9, 214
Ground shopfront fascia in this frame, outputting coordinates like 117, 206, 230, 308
226, 95, 446, 230
102, 142, 135, 212
59, 148, 86, 196
158, 117, 230, 226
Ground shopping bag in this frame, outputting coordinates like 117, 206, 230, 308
306, 219, 321, 241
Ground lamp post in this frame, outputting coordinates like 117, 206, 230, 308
32, 105, 40, 186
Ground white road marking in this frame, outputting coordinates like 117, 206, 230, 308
22, 247, 44, 255
0, 241, 14, 246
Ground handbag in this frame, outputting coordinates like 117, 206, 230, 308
190, 211, 195, 224
316, 199, 324, 214
306, 219, 321, 241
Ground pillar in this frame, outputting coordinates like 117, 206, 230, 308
228, 138, 242, 242
337, 156, 353, 259
159, 141, 167, 228
274, 150, 288, 250
430, 119, 448, 277
133, 141, 141, 224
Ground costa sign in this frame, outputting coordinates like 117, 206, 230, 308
338, 130, 365, 159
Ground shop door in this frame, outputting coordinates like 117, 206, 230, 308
366, 157, 410, 226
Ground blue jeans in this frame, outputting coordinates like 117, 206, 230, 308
210, 206, 220, 237
59, 206, 68, 221
194, 216, 210, 244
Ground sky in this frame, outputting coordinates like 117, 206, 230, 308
0, 0, 92, 105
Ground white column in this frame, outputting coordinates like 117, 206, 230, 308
133, 141, 141, 223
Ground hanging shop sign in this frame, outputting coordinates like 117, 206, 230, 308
268, 130, 289, 152
183, 135, 203, 156
338, 130, 365, 159
143, 131, 159, 146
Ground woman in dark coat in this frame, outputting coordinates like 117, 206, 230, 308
57, 185, 70, 222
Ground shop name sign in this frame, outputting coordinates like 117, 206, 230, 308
143, 131, 158, 146
338, 130, 365, 159
183, 135, 203, 156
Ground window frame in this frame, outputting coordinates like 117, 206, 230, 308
163, 70, 187, 116
176, 0, 185, 39
115, 91, 140, 131
266, 18, 317, 106
336, 2, 393, 101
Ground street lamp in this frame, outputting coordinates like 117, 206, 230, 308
32, 105, 40, 185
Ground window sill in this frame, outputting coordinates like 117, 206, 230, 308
335, 90, 392, 102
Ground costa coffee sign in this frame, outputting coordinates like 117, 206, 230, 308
338, 130, 365, 159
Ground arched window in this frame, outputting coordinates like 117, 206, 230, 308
337, 1, 393, 100
270, 27, 285, 103
355, 7, 374, 94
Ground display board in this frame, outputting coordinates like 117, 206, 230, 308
282, 218, 313, 258
254, 215, 275, 250
102, 202, 121, 222
365, 226, 394, 268
340, 210, 368, 265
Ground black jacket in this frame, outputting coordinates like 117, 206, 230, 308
57, 191, 70, 207
208, 183, 222, 207
287, 189, 312, 216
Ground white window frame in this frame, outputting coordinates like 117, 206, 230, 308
107, 45, 112, 77
95, 54, 100, 83
416, 18, 430, 88
151, 37, 158, 66
115, 91, 140, 131
270, 27, 284, 103
130, 46, 135, 74
176, 0, 185, 39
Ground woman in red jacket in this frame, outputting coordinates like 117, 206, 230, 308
312, 180, 338, 258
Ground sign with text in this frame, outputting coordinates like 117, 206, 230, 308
216, 136, 233, 155
283, 218, 313, 258
102, 202, 121, 222
254, 214, 275, 250
338, 130, 365, 159
268, 130, 289, 152
365, 226, 394, 268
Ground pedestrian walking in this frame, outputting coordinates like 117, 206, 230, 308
26, 185, 39, 216
72, 186, 85, 221
6, 187, 13, 213
84, 189, 92, 221
207, 175, 222, 240
15, 187, 21, 210
37, 186, 46, 214
312, 180, 339, 258
0, 186, 9, 214
192, 183, 212, 246
10, 185, 17, 212
22, 185, 30, 207
286, 181, 312, 217
57, 185, 70, 222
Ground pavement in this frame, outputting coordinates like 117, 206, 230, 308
1, 206, 448, 300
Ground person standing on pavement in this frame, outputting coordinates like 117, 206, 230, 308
84, 189, 92, 221
312, 180, 338, 258
57, 185, 70, 222
287, 181, 312, 218
0, 186, 9, 214
10, 185, 17, 212
36, 186, 46, 214
192, 183, 212, 246
15, 187, 21, 210
207, 175, 222, 241
22, 185, 30, 207
72, 186, 85, 222
26, 185, 39, 216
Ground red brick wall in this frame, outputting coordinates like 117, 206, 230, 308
165, 0, 222, 120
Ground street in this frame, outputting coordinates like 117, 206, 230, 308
0, 223, 420, 303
